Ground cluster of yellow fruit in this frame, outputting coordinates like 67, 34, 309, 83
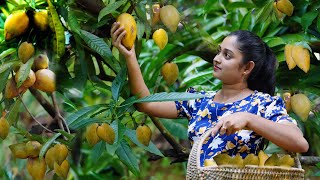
204, 151, 295, 168
285, 44, 310, 73
4, 10, 48, 41
273, 0, 294, 19
9, 142, 69, 179
85, 123, 115, 146
283, 93, 311, 122
5, 42, 56, 99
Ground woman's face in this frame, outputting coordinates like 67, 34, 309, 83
213, 35, 247, 84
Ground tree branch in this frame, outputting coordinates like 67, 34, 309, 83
29, 88, 56, 118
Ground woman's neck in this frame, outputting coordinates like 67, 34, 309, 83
215, 83, 252, 103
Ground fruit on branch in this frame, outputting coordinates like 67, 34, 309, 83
97, 123, 115, 145
151, 3, 161, 26
0, 117, 10, 139
160, 5, 180, 32
9, 143, 29, 159
5, 78, 27, 99
273, 2, 284, 19
54, 160, 70, 179
18, 42, 35, 63
243, 154, 259, 166
152, 28, 168, 50
161, 62, 179, 85
86, 123, 100, 146
291, 45, 310, 73
278, 154, 295, 167
284, 44, 295, 70
33, 54, 49, 71
276, 0, 294, 16
4, 11, 29, 41
265, 153, 279, 166
136, 124, 152, 146
15, 69, 36, 88
27, 158, 47, 180
26, 141, 42, 158
291, 93, 311, 122
116, 13, 137, 50
258, 150, 269, 166
45, 144, 69, 169
33, 69, 56, 93
283, 92, 292, 112
34, 10, 48, 31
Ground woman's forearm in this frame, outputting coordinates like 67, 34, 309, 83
244, 112, 309, 152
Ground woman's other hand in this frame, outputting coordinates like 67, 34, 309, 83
211, 112, 249, 136
110, 22, 135, 59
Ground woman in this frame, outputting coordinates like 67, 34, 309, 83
110, 23, 309, 166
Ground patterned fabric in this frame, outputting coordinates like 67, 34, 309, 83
175, 87, 296, 167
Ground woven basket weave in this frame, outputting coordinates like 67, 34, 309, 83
186, 129, 305, 180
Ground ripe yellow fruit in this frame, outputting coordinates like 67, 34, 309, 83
276, 0, 294, 16
34, 10, 48, 31
33, 69, 56, 93
258, 150, 269, 166
229, 154, 244, 167
284, 44, 296, 70
86, 123, 100, 146
9, 143, 29, 159
204, 159, 218, 167
153, 28, 168, 50
54, 160, 70, 179
33, 54, 49, 71
213, 153, 232, 165
26, 141, 42, 158
4, 11, 29, 41
292, 45, 310, 73
283, 92, 292, 112
151, 4, 161, 26
273, 2, 284, 19
161, 62, 179, 85
291, 93, 311, 122
160, 5, 180, 32
5, 78, 27, 99
97, 123, 115, 145
27, 158, 47, 180
265, 153, 279, 166
116, 13, 137, 50
45, 147, 55, 169
278, 154, 295, 167
54, 144, 69, 165
15, 69, 36, 88
243, 154, 259, 166
136, 124, 152, 146
18, 42, 35, 63
0, 117, 10, 139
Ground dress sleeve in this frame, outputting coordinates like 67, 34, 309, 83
262, 95, 297, 125
175, 87, 205, 119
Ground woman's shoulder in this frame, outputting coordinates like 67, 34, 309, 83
253, 91, 283, 104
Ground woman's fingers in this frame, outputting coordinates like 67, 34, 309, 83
110, 22, 119, 35
116, 30, 126, 45
211, 120, 223, 136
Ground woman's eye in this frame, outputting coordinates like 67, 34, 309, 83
224, 53, 230, 58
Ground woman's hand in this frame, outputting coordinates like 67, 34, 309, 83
211, 112, 249, 136
110, 22, 135, 59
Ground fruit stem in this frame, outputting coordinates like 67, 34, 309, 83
51, 92, 70, 134
18, 93, 53, 133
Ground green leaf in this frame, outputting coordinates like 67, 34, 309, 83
112, 66, 127, 101
92, 141, 106, 162
255, 1, 273, 24
6, 99, 21, 125
0, 68, 11, 93
0, 60, 19, 74
48, 0, 65, 60
124, 129, 163, 156
226, 2, 255, 9
116, 140, 140, 176
55, 129, 74, 140
16, 57, 34, 87
69, 118, 104, 130
136, 19, 145, 40
39, 133, 61, 160
106, 120, 126, 155
294, 41, 312, 52
98, 0, 126, 22
120, 92, 206, 107
301, 11, 318, 32
68, 11, 81, 34
79, 30, 121, 73
66, 104, 108, 126
239, 11, 252, 30
317, 14, 320, 34
0, 48, 16, 60
160, 118, 188, 140
265, 37, 285, 47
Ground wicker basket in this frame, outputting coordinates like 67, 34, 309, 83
186, 129, 305, 180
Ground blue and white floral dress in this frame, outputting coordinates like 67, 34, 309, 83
175, 87, 296, 167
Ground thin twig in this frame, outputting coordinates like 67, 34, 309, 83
18, 94, 53, 133
51, 92, 70, 134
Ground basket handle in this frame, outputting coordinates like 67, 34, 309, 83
194, 128, 216, 168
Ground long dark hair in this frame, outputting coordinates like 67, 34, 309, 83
228, 30, 277, 95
